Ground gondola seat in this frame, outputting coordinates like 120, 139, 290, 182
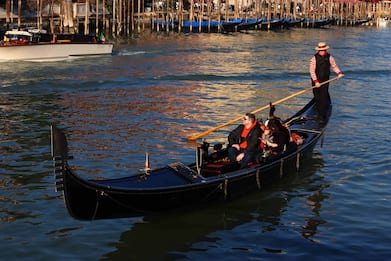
201, 162, 237, 177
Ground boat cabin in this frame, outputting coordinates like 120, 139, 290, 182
3, 30, 33, 45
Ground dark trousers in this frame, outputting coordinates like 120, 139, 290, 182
228, 147, 254, 168
313, 84, 331, 120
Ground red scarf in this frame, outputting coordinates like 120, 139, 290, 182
240, 121, 257, 149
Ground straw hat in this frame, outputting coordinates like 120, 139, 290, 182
315, 42, 330, 51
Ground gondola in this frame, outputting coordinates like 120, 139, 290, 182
236, 18, 264, 31
178, 19, 243, 33
235, 18, 284, 31
282, 18, 305, 28
258, 18, 285, 30
153, 19, 243, 33
299, 18, 332, 28
152, 20, 178, 32
51, 97, 331, 221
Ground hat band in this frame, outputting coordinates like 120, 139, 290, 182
318, 46, 327, 49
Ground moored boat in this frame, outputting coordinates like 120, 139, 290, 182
233, 18, 285, 31
0, 29, 113, 62
259, 18, 285, 30
299, 18, 332, 28
153, 19, 243, 33
152, 20, 178, 32
282, 18, 305, 28
180, 19, 243, 33
51, 92, 332, 221
236, 18, 263, 31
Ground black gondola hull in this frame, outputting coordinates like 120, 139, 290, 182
52, 98, 330, 220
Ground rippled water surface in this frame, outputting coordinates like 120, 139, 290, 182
1, 26, 391, 260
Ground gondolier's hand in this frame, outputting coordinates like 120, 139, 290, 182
337, 72, 344, 79
315, 81, 321, 88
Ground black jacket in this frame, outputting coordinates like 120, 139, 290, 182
228, 122, 263, 153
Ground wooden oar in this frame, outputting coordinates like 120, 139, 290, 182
187, 76, 339, 141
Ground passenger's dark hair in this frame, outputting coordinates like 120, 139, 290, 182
245, 113, 256, 122
267, 118, 283, 132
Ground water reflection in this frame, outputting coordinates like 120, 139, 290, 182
300, 191, 328, 241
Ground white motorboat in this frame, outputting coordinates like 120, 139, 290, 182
0, 30, 113, 62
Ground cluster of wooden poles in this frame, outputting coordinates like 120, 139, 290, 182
1, 0, 390, 37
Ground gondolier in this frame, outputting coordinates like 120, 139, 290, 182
309, 42, 344, 122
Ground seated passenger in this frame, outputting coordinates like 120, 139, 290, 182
262, 104, 293, 157
265, 102, 290, 134
268, 103, 304, 147
263, 119, 291, 155
228, 113, 263, 168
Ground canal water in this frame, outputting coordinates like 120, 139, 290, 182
1, 26, 391, 260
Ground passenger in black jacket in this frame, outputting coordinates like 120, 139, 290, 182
228, 113, 263, 168
263, 118, 291, 155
